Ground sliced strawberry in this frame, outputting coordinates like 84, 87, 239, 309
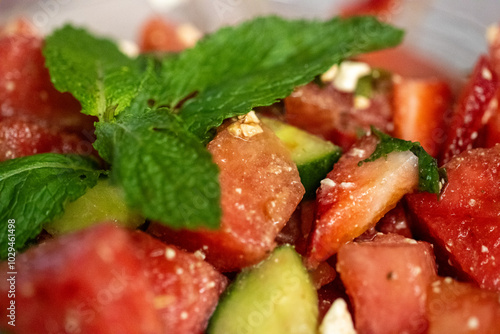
306, 134, 419, 267
130, 231, 227, 334
0, 118, 95, 161
440, 55, 499, 164
337, 233, 437, 334
393, 77, 452, 157
139, 17, 201, 53
427, 278, 500, 334
0, 32, 94, 132
0, 224, 164, 334
406, 145, 500, 291
149, 119, 304, 271
284, 82, 393, 151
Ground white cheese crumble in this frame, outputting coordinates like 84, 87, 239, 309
176, 23, 203, 47
332, 61, 372, 93
319, 298, 357, 334
118, 39, 140, 57
467, 316, 479, 330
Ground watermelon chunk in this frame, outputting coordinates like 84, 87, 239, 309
406, 145, 500, 291
149, 118, 304, 271
130, 231, 227, 334
427, 278, 500, 334
0, 224, 163, 334
337, 233, 437, 334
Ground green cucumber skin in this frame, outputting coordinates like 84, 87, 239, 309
207, 245, 318, 334
298, 150, 341, 199
261, 117, 341, 199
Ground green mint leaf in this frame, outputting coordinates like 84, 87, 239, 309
95, 109, 221, 229
43, 25, 146, 121
154, 15, 404, 140
361, 127, 444, 194
0, 154, 103, 259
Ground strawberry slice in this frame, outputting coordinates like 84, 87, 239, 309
0, 224, 164, 334
337, 233, 437, 334
149, 117, 304, 271
406, 145, 500, 291
440, 55, 499, 164
393, 77, 452, 157
427, 278, 500, 334
306, 134, 419, 267
130, 231, 227, 334
0, 118, 95, 161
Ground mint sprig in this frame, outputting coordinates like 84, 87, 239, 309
0, 154, 104, 259
43, 25, 147, 121
158, 16, 404, 141
41, 16, 404, 230
95, 109, 221, 229
361, 127, 445, 194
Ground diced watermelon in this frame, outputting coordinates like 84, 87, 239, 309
149, 120, 304, 271
306, 134, 419, 267
0, 224, 164, 334
440, 55, 499, 165
130, 231, 227, 334
427, 278, 500, 334
337, 233, 437, 334
393, 77, 452, 157
139, 17, 201, 53
0, 118, 95, 161
406, 145, 500, 291
284, 82, 393, 151
0, 32, 94, 132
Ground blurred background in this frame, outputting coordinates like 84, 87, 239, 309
1, 0, 499, 74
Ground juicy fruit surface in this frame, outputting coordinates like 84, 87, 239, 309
0, 224, 164, 334
0, 224, 228, 334
0, 32, 94, 132
44, 179, 145, 235
284, 82, 392, 150
337, 233, 437, 334
393, 77, 451, 157
131, 231, 228, 334
0, 118, 94, 161
208, 245, 318, 334
306, 135, 419, 266
406, 145, 500, 290
440, 55, 498, 164
149, 122, 304, 271
427, 278, 500, 334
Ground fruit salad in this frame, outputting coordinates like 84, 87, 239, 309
1, 2, 500, 334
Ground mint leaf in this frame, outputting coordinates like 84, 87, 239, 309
43, 16, 404, 231
43, 25, 146, 121
0, 154, 103, 259
361, 127, 444, 194
95, 109, 221, 229
154, 16, 404, 140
